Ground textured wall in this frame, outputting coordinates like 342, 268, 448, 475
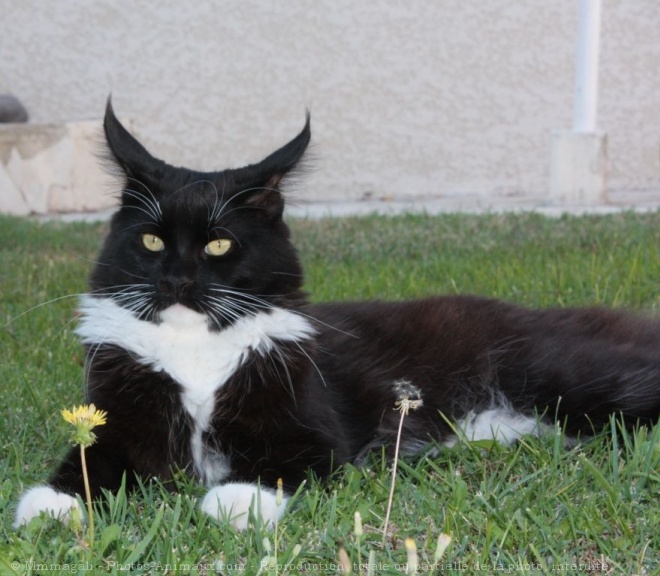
1, 0, 659, 202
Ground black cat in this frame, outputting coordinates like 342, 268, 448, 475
15, 101, 660, 529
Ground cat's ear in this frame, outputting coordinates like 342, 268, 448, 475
255, 111, 311, 182
233, 113, 311, 219
103, 97, 167, 183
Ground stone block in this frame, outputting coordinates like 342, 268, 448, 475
0, 121, 124, 215
549, 130, 608, 205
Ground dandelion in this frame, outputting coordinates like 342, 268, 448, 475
366, 550, 377, 576
262, 537, 272, 555
338, 546, 352, 574
393, 380, 424, 416
276, 477, 284, 507
61, 403, 107, 551
433, 533, 452, 564
61, 404, 107, 448
290, 543, 302, 562
257, 478, 285, 575
354, 511, 363, 573
274, 478, 284, 564
382, 380, 423, 544
353, 511, 363, 537
404, 537, 419, 574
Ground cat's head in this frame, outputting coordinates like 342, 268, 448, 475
91, 99, 310, 329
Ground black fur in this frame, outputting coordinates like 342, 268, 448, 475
47, 102, 660, 503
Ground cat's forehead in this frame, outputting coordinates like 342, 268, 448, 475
113, 173, 254, 240
162, 183, 244, 224
124, 169, 248, 222
159, 173, 235, 208
153, 167, 236, 199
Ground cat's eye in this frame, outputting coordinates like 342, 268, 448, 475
141, 233, 165, 252
205, 238, 233, 257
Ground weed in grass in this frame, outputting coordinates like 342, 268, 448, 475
354, 511, 363, 571
382, 380, 424, 545
256, 478, 303, 575
60, 403, 108, 552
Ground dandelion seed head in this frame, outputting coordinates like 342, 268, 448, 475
392, 379, 424, 415
392, 379, 422, 401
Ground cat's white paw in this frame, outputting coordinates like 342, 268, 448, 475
201, 482, 287, 530
14, 486, 81, 528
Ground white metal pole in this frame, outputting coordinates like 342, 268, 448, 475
573, 0, 602, 133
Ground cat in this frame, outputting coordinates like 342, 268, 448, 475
15, 100, 660, 530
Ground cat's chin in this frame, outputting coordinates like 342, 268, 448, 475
159, 304, 208, 328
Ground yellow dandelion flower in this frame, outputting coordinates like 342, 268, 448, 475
61, 403, 107, 427
61, 403, 107, 448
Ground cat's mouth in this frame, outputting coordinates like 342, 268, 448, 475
159, 303, 209, 328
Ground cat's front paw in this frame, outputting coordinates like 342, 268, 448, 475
14, 486, 81, 528
201, 482, 287, 530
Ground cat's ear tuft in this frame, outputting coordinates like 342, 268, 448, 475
233, 112, 311, 219
103, 97, 166, 181
258, 111, 311, 179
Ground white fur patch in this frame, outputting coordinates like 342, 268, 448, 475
75, 295, 315, 483
201, 482, 287, 530
76, 296, 315, 408
444, 407, 546, 448
14, 486, 81, 527
193, 446, 232, 487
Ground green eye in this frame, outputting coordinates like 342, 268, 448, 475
142, 233, 165, 252
205, 238, 233, 257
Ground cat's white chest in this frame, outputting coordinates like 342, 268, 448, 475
77, 299, 243, 413
142, 303, 249, 419
75, 295, 316, 482
77, 296, 314, 395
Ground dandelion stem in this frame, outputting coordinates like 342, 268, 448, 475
382, 409, 405, 545
80, 444, 95, 549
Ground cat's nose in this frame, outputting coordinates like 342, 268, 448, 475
159, 275, 194, 299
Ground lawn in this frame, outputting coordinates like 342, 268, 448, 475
1, 211, 659, 575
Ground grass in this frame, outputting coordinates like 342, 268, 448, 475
1, 210, 659, 575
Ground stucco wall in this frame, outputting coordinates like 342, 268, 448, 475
1, 0, 659, 204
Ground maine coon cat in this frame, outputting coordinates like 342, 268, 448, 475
15, 100, 660, 530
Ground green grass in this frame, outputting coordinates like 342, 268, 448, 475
1, 211, 659, 575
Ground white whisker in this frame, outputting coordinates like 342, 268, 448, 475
211, 185, 280, 222
124, 177, 162, 220
4, 294, 84, 326
122, 188, 161, 223
206, 284, 356, 338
